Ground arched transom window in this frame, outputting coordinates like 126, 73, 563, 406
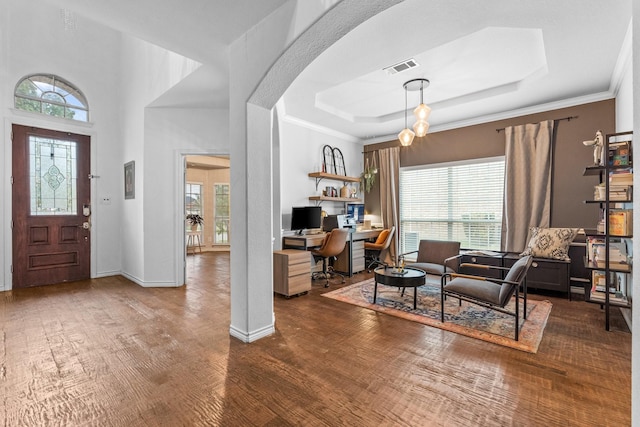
14, 74, 89, 122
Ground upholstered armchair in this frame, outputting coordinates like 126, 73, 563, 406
440, 255, 533, 341
404, 239, 461, 276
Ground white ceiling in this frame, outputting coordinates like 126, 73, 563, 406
43, 0, 632, 142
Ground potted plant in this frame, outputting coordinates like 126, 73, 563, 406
360, 157, 378, 193
186, 213, 204, 231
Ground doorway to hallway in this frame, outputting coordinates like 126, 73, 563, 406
183, 155, 230, 285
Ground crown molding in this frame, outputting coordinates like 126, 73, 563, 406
279, 105, 361, 143
609, 19, 632, 95
364, 91, 616, 144
281, 88, 618, 146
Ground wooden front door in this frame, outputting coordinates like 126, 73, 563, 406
12, 125, 91, 288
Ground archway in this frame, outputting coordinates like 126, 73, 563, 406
229, 0, 405, 342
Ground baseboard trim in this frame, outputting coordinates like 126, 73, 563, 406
620, 307, 632, 332
94, 270, 121, 278
120, 272, 180, 288
229, 323, 275, 343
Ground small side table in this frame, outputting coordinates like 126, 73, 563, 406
187, 232, 202, 254
373, 266, 426, 309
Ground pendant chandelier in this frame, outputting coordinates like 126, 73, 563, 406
398, 78, 431, 146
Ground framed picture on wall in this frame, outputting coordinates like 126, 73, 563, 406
124, 161, 135, 199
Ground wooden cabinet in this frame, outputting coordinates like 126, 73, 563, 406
273, 249, 311, 297
459, 253, 504, 279
334, 239, 365, 274
504, 254, 570, 295
568, 235, 590, 295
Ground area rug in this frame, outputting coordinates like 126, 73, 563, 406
322, 278, 552, 353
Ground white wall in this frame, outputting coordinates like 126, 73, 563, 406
142, 107, 229, 286
117, 34, 209, 286
0, 0, 218, 289
278, 117, 363, 236
615, 31, 633, 132
1, 0, 123, 289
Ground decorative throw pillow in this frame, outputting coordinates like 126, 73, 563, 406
375, 229, 390, 244
520, 227, 578, 261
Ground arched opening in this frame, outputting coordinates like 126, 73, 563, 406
229, 0, 404, 342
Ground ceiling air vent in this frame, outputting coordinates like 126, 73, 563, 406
383, 58, 419, 75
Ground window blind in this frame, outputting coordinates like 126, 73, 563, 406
399, 158, 505, 252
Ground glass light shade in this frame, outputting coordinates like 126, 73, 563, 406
398, 128, 415, 146
413, 120, 430, 137
414, 103, 432, 121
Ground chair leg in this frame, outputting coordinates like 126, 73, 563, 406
311, 258, 330, 287
440, 276, 446, 323
327, 267, 345, 286
523, 280, 528, 320
515, 287, 519, 341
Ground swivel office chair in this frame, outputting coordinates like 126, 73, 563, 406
364, 226, 395, 272
311, 228, 349, 287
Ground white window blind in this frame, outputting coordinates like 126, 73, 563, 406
400, 157, 505, 252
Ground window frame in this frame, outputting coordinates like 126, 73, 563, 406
399, 156, 505, 254
185, 182, 204, 234
14, 74, 89, 122
213, 183, 230, 245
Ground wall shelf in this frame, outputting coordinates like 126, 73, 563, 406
308, 172, 361, 205
309, 196, 361, 203
308, 172, 360, 189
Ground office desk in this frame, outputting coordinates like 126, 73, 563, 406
282, 233, 326, 250
282, 229, 381, 277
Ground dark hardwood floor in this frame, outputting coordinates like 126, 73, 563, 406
0, 252, 631, 426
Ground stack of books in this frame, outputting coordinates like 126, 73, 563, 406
609, 169, 633, 186
590, 264, 630, 305
609, 185, 632, 201
586, 236, 630, 268
590, 290, 629, 304
594, 183, 632, 201
608, 141, 632, 166
609, 209, 633, 236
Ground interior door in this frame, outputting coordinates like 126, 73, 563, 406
12, 124, 91, 288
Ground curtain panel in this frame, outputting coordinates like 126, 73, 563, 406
501, 119, 554, 252
378, 147, 400, 264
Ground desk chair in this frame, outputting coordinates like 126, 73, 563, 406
364, 226, 395, 271
311, 228, 349, 287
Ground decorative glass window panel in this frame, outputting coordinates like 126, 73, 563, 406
29, 136, 77, 215
399, 157, 505, 252
214, 184, 230, 244
185, 183, 203, 232
14, 74, 89, 122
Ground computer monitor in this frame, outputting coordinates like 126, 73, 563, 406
347, 203, 365, 223
290, 206, 322, 235
322, 214, 347, 232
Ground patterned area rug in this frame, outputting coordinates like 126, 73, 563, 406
322, 278, 552, 353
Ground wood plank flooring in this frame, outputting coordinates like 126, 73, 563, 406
0, 252, 631, 426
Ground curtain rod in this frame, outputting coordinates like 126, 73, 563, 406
495, 115, 579, 133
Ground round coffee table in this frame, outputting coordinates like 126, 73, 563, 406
373, 266, 426, 309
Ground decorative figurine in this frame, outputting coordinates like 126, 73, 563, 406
583, 130, 604, 165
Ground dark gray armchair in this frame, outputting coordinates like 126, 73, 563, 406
440, 255, 532, 341
404, 239, 461, 276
